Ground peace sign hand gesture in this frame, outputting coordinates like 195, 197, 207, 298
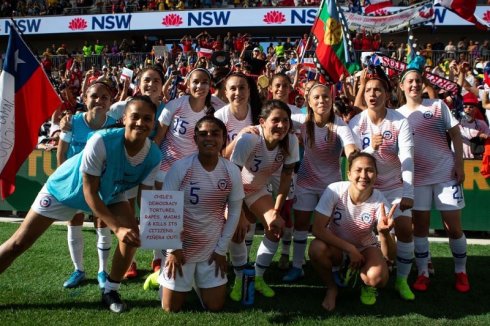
377, 203, 397, 235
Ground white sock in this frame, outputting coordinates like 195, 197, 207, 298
292, 230, 308, 269
67, 225, 84, 272
449, 234, 467, 273
229, 241, 247, 279
396, 240, 414, 278
245, 223, 256, 258
96, 227, 111, 273
281, 227, 293, 256
104, 278, 121, 294
414, 236, 429, 277
255, 237, 279, 277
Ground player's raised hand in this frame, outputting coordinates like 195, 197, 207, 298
377, 203, 397, 234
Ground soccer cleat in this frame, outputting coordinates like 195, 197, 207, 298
63, 270, 85, 288
124, 262, 137, 279
278, 254, 290, 270
229, 278, 243, 302
151, 259, 162, 273
395, 277, 415, 301
255, 276, 275, 298
97, 271, 108, 289
412, 275, 430, 292
143, 271, 160, 291
454, 272, 470, 293
102, 290, 126, 313
333, 270, 347, 288
282, 267, 304, 283
360, 285, 377, 305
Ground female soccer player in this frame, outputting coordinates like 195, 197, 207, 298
349, 66, 416, 301
308, 152, 396, 311
109, 66, 167, 275
230, 99, 300, 298
57, 82, 116, 289
284, 83, 356, 282
397, 63, 469, 293
0, 96, 161, 313
159, 116, 244, 312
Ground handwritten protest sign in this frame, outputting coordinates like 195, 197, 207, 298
140, 190, 183, 250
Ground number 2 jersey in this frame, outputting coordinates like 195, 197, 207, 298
315, 181, 390, 250
164, 154, 245, 263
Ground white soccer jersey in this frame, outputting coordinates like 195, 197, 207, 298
315, 181, 390, 250
164, 154, 244, 263
214, 104, 252, 144
231, 126, 299, 195
349, 109, 414, 198
398, 99, 459, 186
159, 95, 207, 172
458, 119, 490, 159
297, 116, 355, 192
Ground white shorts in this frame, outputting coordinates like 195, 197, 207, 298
381, 188, 412, 218
244, 187, 270, 208
155, 170, 166, 183
267, 173, 296, 200
32, 185, 125, 221
159, 260, 227, 292
413, 180, 465, 211
293, 185, 323, 211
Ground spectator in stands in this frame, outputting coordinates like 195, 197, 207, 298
445, 40, 457, 57
459, 92, 490, 159
479, 40, 490, 57
42, 54, 53, 76
82, 41, 94, 57
56, 43, 68, 55
223, 32, 234, 53
94, 40, 104, 55
180, 34, 194, 55
240, 41, 267, 76
176, 0, 185, 10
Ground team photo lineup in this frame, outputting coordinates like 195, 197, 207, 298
1, 0, 490, 317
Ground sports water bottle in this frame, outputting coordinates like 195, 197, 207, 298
241, 264, 255, 306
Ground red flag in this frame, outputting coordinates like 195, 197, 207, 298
197, 47, 213, 59
0, 27, 61, 199
364, 0, 393, 14
435, 0, 489, 31
311, 0, 359, 83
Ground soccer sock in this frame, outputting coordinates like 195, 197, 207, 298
414, 236, 429, 277
292, 230, 308, 269
255, 237, 279, 277
281, 227, 292, 256
449, 234, 467, 273
104, 277, 121, 294
229, 241, 248, 279
396, 240, 414, 278
67, 225, 84, 271
245, 223, 256, 258
96, 227, 111, 273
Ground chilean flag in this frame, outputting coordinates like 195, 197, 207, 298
434, 0, 489, 31
364, 0, 393, 14
0, 27, 61, 199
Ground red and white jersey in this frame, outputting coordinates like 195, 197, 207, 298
458, 118, 490, 159
214, 104, 252, 144
158, 95, 207, 172
315, 181, 390, 250
164, 154, 244, 263
349, 109, 414, 198
398, 99, 459, 186
231, 126, 299, 195
297, 116, 355, 191
211, 95, 227, 111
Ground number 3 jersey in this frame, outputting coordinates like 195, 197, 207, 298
315, 181, 390, 250
230, 126, 300, 195
164, 154, 244, 263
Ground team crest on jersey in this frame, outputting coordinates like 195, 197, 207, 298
217, 179, 228, 190
360, 213, 372, 224
275, 153, 284, 162
39, 196, 52, 208
423, 111, 433, 119
382, 131, 392, 140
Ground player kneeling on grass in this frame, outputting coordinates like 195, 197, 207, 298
0, 96, 161, 313
308, 151, 397, 311
156, 116, 244, 312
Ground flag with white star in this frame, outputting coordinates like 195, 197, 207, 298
0, 27, 61, 199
